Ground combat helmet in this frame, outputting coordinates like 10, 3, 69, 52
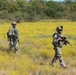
12, 21, 17, 25
56, 26, 63, 32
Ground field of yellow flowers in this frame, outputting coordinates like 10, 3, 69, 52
0, 21, 76, 75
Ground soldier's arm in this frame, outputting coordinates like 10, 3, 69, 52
17, 29, 19, 40
53, 34, 61, 43
54, 34, 61, 42
13, 29, 19, 41
13, 29, 19, 36
8, 28, 13, 36
17, 29, 19, 42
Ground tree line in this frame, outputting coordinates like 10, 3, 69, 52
0, 0, 76, 22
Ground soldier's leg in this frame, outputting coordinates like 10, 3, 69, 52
59, 57, 67, 68
14, 42, 18, 55
57, 47, 67, 68
9, 39, 13, 50
51, 53, 58, 64
51, 49, 58, 66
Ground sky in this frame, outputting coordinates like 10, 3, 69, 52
27, 0, 65, 2
47, 0, 64, 2
53, 0, 64, 1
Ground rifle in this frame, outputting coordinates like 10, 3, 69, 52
0, 35, 6, 42
58, 35, 72, 46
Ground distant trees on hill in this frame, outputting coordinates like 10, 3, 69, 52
0, 0, 76, 22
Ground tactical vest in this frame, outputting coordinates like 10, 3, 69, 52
52, 33, 64, 48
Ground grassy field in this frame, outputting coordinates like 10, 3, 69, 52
0, 21, 76, 75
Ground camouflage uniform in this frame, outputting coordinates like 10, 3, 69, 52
51, 26, 67, 68
7, 22, 19, 54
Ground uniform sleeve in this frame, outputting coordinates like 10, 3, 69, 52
16, 29, 19, 38
53, 34, 58, 42
8, 28, 13, 36
14, 28, 19, 40
16, 29, 19, 41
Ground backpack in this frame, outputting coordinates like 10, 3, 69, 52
7, 31, 12, 40
52, 33, 58, 47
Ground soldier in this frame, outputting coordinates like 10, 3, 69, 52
7, 21, 19, 54
51, 26, 69, 68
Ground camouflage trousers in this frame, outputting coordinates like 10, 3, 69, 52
9, 39, 18, 51
51, 47, 66, 68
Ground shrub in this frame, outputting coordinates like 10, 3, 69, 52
67, 12, 76, 21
